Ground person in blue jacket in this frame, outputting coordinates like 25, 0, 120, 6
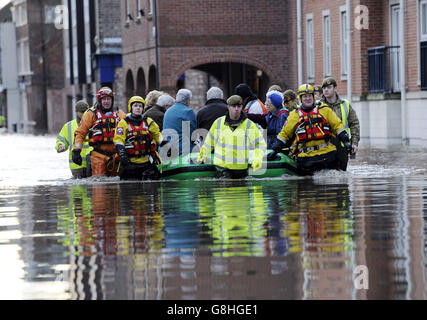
265, 90, 289, 149
162, 88, 196, 156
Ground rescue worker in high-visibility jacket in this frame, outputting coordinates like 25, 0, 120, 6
72, 87, 126, 176
113, 96, 162, 180
197, 95, 267, 179
56, 100, 92, 178
268, 84, 351, 176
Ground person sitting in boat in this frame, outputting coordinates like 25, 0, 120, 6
197, 95, 267, 179
267, 84, 351, 176
265, 90, 289, 149
113, 96, 162, 180
163, 89, 197, 156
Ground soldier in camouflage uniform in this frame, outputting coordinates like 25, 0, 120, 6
320, 77, 360, 171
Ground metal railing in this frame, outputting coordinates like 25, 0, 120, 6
368, 46, 400, 93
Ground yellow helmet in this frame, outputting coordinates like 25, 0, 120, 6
128, 96, 146, 113
297, 84, 314, 101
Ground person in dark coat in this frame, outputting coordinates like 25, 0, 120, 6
143, 94, 175, 131
196, 87, 228, 133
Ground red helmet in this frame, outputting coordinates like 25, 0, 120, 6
96, 87, 114, 105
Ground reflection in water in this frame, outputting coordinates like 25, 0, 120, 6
1, 136, 427, 299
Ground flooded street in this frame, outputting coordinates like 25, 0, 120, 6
1, 133, 427, 299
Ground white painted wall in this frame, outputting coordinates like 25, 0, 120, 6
0, 22, 20, 132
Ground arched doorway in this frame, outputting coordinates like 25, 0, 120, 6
175, 62, 270, 107
125, 70, 135, 101
136, 68, 146, 97
148, 65, 157, 91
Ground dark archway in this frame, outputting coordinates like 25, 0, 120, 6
175, 62, 270, 103
125, 70, 135, 101
136, 68, 146, 97
148, 65, 157, 91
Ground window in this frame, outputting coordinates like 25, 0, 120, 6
340, 7, 348, 79
421, 0, 427, 89
306, 14, 315, 81
17, 38, 30, 75
84, 0, 92, 83
14, 1, 27, 27
125, 0, 131, 23
136, 0, 142, 18
421, 0, 427, 41
323, 11, 331, 77
148, 0, 153, 15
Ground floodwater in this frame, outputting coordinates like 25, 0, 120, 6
1, 133, 427, 300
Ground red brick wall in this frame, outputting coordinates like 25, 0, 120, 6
122, 0, 297, 96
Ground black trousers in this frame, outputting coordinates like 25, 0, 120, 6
296, 150, 341, 176
331, 137, 349, 171
215, 166, 248, 179
119, 162, 161, 181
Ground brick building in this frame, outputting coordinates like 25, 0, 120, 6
298, 0, 427, 145
121, 0, 297, 110
62, 0, 125, 130
8, 0, 64, 134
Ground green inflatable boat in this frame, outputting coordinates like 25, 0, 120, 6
159, 151, 298, 180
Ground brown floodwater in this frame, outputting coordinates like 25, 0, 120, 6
0, 134, 427, 299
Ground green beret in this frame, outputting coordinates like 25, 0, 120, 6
75, 100, 89, 112
227, 95, 243, 106
322, 77, 337, 88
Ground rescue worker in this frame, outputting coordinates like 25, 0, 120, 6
56, 100, 92, 178
268, 84, 351, 176
313, 85, 322, 101
265, 90, 289, 149
0, 114, 5, 128
320, 77, 360, 170
282, 89, 299, 112
197, 95, 267, 179
113, 96, 162, 180
72, 87, 126, 176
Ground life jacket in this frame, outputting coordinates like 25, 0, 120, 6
295, 106, 332, 143
89, 108, 120, 146
124, 117, 156, 157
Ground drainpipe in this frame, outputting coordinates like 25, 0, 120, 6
400, 0, 407, 144
297, 0, 303, 86
153, 0, 160, 90
346, 0, 352, 103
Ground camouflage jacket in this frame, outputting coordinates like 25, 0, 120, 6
320, 93, 360, 146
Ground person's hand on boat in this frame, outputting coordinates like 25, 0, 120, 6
197, 147, 208, 164
72, 149, 82, 166
252, 158, 262, 171
267, 151, 278, 161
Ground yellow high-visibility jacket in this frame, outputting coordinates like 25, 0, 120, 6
56, 119, 92, 170
200, 116, 266, 170
277, 104, 346, 158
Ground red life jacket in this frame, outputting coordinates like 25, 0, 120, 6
295, 106, 332, 143
124, 117, 156, 157
89, 108, 120, 146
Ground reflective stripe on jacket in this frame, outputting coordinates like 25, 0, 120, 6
202, 116, 266, 170
56, 119, 92, 170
